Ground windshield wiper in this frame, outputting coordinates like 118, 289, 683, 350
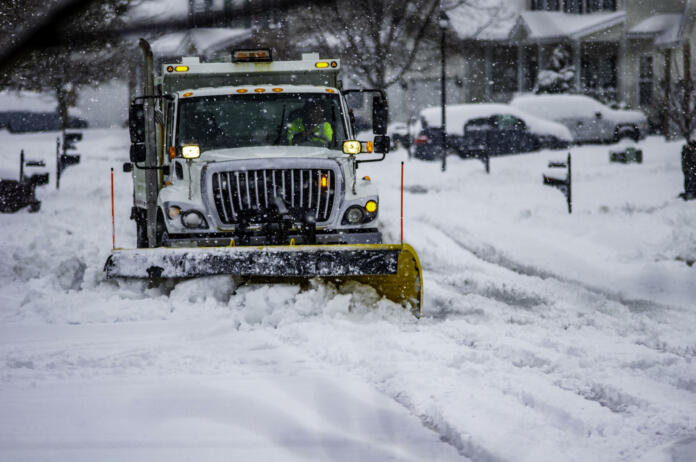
274, 105, 286, 145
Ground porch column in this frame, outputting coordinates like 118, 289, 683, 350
485, 44, 493, 101
663, 48, 672, 139
517, 44, 525, 93
574, 40, 582, 92
618, 31, 626, 104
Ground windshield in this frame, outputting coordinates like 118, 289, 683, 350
176, 93, 347, 151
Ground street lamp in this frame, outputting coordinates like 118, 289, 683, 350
439, 9, 450, 172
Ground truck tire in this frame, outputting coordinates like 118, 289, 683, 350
155, 212, 169, 247
136, 218, 148, 248
133, 208, 149, 248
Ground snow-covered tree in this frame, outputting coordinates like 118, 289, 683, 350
535, 44, 576, 94
0, 0, 139, 129
663, 42, 696, 199
287, 0, 504, 91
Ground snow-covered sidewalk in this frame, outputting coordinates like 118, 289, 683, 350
0, 129, 694, 461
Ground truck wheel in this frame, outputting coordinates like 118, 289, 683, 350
29, 201, 41, 213
133, 208, 149, 248
155, 213, 169, 247
136, 218, 148, 248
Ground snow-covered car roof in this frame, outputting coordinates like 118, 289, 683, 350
419, 103, 572, 141
510, 94, 647, 124
175, 85, 340, 98
0, 91, 83, 117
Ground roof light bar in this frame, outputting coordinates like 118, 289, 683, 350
233, 48, 273, 62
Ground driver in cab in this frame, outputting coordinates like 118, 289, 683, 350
287, 103, 333, 147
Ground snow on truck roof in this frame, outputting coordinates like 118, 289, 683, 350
175, 85, 340, 98
420, 103, 572, 141
161, 54, 341, 93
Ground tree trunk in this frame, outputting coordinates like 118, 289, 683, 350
683, 41, 693, 143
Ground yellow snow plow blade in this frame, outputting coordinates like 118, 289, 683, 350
105, 243, 423, 316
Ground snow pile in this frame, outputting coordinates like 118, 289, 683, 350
420, 103, 572, 140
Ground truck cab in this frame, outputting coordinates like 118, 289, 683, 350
127, 50, 390, 248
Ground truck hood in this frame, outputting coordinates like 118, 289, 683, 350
199, 146, 346, 162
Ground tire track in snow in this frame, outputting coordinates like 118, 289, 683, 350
418, 217, 682, 318
416, 218, 696, 362
354, 220, 696, 459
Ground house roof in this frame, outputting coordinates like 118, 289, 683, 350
628, 14, 683, 37
515, 11, 626, 42
654, 18, 684, 47
150, 28, 252, 58
628, 13, 686, 48
448, 2, 519, 41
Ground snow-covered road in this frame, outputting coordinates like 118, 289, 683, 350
1, 129, 694, 461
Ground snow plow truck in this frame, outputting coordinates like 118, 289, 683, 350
105, 42, 423, 316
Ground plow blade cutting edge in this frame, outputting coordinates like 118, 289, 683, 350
105, 243, 423, 316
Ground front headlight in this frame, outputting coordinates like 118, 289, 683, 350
181, 210, 207, 229
343, 206, 364, 225
341, 201, 378, 225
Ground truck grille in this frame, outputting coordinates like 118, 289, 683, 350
211, 168, 336, 225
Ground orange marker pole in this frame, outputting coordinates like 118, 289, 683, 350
110, 168, 115, 250
400, 161, 404, 244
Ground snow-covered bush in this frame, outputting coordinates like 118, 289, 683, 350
535, 45, 576, 94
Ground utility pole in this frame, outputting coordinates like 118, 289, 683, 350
439, 9, 450, 172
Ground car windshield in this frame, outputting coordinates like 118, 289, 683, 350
176, 93, 347, 151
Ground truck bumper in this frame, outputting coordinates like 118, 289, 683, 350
164, 230, 382, 247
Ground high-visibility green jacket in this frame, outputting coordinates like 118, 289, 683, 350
287, 119, 333, 146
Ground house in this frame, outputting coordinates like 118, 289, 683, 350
393, 0, 696, 130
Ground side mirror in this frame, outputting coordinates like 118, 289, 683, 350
123, 162, 133, 173
129, 103, 146, 144
130, 143, 146, 163
372, 96, 388, 135
349, 109, 356, 133
595, 111, 603, 120
373, 135, 391, 154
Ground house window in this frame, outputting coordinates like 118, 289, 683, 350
639, 55, 653, 106
602, 0, 616, 11
587, 0, 616, 12
564, 0, 583, 13
562, 0, 616, 13
532, 0, 560, 11
491, 47, 518, 94
582, 53, 618, 99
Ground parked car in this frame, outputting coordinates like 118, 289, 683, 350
0, 91, 88, 133
0, 111, 88, 133
387, 122, 409, 149
413, 104, 572, 160
510, 94, 648, 144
